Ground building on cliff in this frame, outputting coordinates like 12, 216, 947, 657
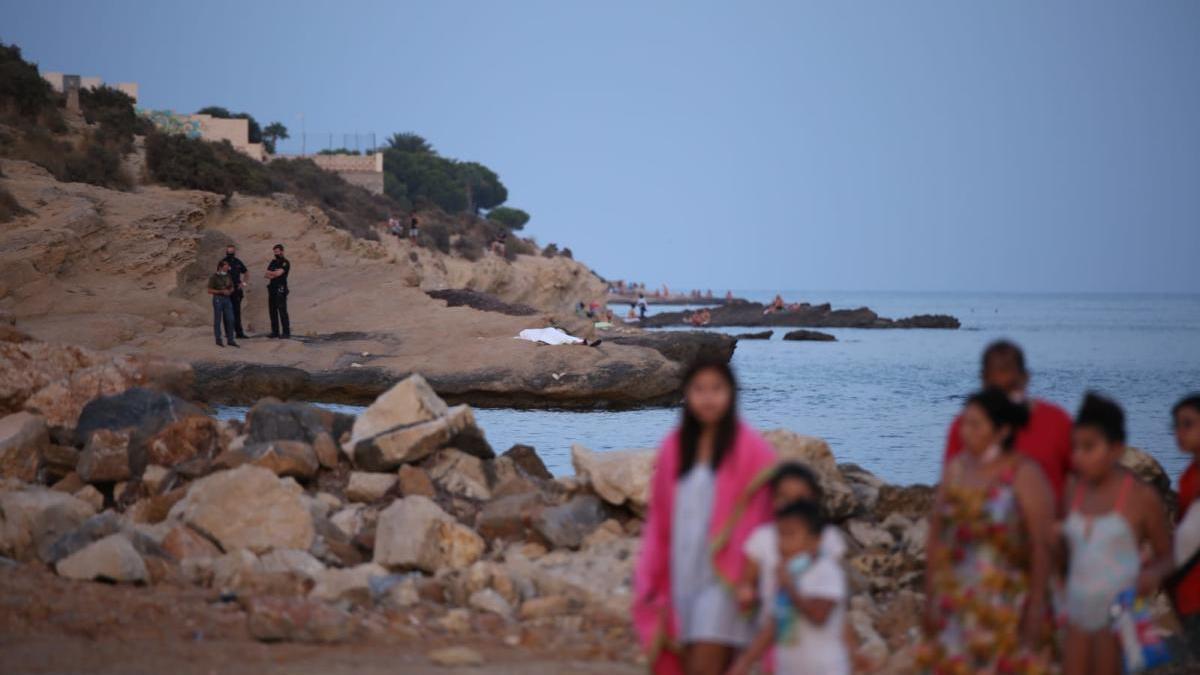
299, 152, 384, 195
41, 72, 140, 103
140, 109, 267, 161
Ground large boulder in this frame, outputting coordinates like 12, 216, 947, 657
214, 440, 319, 480
244, 399, 353, 447
348, 374, 448, 450
55, 533, 147, 583
570, 445, 656, 515
0, 341, 192, 431
763, 429, 858, 520
0, 485, 97, 562
500, 444, 553, 481
426, 448, 491, 501
144, 415, 224, 470
875, 484, 936, 521
355, 405, 492, 471
373, 495, 484, 572
476, 491, 547, 543
76, 428, 132, 483
0, 411, 48, 481
345, 472, 397, 503
168, 465, 315, 553
75, 387, 205, 448
531, 495, 607, 550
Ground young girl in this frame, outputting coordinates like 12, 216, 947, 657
633, 359, 777, 675
1060, 393, 1173, 675
919, 388, 1058, 673
728, 499, 850, 675
737, 463, 847, 624
1172, 394, 1200, 658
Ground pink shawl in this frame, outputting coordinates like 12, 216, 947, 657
632, 421, 777, 674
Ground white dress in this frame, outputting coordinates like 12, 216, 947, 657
670, 464, 755, 646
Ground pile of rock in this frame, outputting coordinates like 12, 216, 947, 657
0, 354, 1173, 673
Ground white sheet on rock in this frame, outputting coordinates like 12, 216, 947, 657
516, 327, 584, 345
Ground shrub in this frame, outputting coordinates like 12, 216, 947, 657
63, 140, 130, 190
423, 222, 451, 253
79, 86, 150, 152
146, 131, 272, 197
0, 42, 63, 128
561, 247, 573, 259
487, 206, 530, 230
542, 243, 559, 258
453, 234, 484, 261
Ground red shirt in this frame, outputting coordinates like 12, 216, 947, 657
1175, 462, 1200, 615
943, 398, 1074, 500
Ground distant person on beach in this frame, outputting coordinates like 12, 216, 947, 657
763, 294, 786, 314
637, 293, 648, 319
264, 243, 290, 339
943, 340, 1074, 501
633, 360, 776, 675
222, 244, 249, 339
409, 214, 420, 241
729, 500, 850, 675
1171, 394, 1200, 658
1059, 393, 1171, 675
388, 215, 403, 237
206, 260, 239, 348
918, 388, 1056, 673
626, 305, 638, 321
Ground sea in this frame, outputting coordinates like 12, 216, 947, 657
217, 291, 1200, 486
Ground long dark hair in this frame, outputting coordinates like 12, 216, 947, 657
965, 387, 1030, 451
678, 359, 739, 476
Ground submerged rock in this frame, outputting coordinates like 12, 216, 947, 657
734, 330, 773, 340
782, 329, 836, 342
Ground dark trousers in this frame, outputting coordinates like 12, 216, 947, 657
212, 295, 235, 342
268, 287, 290, 336
230, 289, 246, 336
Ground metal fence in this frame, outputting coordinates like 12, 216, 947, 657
273, 132, 378, 156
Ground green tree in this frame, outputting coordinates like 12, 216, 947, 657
487, 206, 530, 230
386, 132, 435, 154
262, 121, 289, 154
0, 42, 61, 124
457, 161, 507, 213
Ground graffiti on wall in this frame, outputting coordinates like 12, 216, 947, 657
137, 108, 202, 139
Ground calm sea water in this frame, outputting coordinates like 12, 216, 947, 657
217, 291, 1200, 485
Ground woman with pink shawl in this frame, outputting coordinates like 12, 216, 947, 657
633, 360, 777, 675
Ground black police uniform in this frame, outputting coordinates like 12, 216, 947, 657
222, 253, 249, 338
267, 255, 291, 338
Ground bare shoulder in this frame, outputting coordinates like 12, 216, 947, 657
1012, 456, 1053, 499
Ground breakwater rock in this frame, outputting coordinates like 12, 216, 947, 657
641, 300, 960, 329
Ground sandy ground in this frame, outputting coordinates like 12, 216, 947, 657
0, 564, 642, 675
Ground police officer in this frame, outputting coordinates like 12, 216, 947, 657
264, 243, 291, 338
222, 243, 249, 339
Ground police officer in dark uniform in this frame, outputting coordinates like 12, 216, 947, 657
222, 244, 249, 339
264, 243, 291, 338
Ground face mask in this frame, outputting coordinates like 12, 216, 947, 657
219, 270, 228, 276
274, 253, 283, 259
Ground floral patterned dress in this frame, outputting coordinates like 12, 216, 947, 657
917, 460, 1057, 675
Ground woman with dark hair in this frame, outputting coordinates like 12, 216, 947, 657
633, 359, 777, 675
918, 388, 1057, 674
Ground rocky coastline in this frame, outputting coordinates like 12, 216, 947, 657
0, 336, 1174, 674
640, 300, 960, 329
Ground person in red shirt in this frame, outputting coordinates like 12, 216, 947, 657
943, 340, 1074, 501
1171, 394, 1200, 655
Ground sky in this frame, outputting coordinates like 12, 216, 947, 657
2, 1, 1197, 294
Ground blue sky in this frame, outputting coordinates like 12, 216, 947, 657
2, 1, 1197, 293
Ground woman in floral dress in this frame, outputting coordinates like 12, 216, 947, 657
918, 388, 1058, 675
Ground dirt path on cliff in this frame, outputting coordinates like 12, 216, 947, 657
0, 565, 641, 675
